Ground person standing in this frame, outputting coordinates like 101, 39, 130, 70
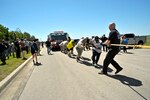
11, 42, 15, 58
15, 38, 21, 58
31, 39, 40, 65
25, 39, 29, 54
91, 36, 102, 66
41, 42, 44, 48
20, 39, 27, 60
3, 40, 10, 59
101, 34, 108, 52
37, 39, 41, 56
102, 23, 123, 75
122, 35, 128, 53
45, 40, 51, 54
0, 41, 6, 65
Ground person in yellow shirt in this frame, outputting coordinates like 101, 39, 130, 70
66, 39, 75, 57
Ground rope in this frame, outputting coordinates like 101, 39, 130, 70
110, 44, 150, 49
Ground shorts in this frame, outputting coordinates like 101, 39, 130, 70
31, 50, 35, 55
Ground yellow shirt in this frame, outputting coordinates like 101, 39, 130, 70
67, 40, 74, 49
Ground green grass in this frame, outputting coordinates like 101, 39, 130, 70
144, 36, 150, 46
0, 53, 31, 81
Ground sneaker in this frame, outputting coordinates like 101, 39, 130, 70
76, 57, 80, 62
36, 62, 41, 65
115, 68, 123, 74
95, 64, 99, 67
93, 63, 97, 67
36, 62, 39, 64
68, 53, 71, 57
99, 71, 108, 75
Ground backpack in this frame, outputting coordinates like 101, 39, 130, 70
31, 43, 36, 51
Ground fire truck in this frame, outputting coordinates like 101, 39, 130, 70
48, 31, 69, 51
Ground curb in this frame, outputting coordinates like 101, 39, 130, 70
0, 56, 32, 93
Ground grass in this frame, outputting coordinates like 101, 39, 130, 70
144, 36, 150, 46
0, 53, 31, 82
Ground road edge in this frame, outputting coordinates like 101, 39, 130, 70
0, 56, 32, 93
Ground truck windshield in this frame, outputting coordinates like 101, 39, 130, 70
125, 34, 135, 38
50, 33, 68, 40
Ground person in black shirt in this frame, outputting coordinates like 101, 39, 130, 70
85, 37, 90, 50
0, 42, 6, 65
101, 34, 108, 52
15, 38, 21, 58
101, 23, 123, 75
45, 40, 51, 54
31, 39, 40, 65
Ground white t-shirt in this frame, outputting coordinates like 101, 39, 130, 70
25, 41, 29, 47
92, 40, 102, 53
76, 39, 84, 48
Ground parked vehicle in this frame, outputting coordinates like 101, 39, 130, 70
121, 33, 146, 45
48, 31, 69, 51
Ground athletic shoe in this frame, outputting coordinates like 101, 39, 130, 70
115, 68, 123, 74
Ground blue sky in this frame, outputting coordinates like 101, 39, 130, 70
0, 0, 150, 41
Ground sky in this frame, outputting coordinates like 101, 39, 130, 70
0, 0, 150, 41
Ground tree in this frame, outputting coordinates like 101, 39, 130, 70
23, 32, 30, 39
0, 24, 37, 41
0, 24, 9, 40
30, 35, 36, 40
0, 32, 4, 40
9, 31, 16, 41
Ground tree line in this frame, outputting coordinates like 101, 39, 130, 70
0, 24, 36, 41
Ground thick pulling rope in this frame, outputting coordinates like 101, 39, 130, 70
110, 44, 150, 49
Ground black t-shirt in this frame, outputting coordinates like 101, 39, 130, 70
31, 42, 38, 51
15, 41, 20, 49
101, 36, 107, 43
108, 29, 120, 50
45, 41, 51, 47
0, 43, 5, 53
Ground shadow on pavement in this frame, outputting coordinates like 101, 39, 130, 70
69, 56, 76, 59
81, 57, 91, 61
119, 51, 134, 54
107, 74, 142, 86
95, 64, 113, 72
79, 61, 113, 73
126, 52, 134, 54
48, 53, 54, 55
79, 61, 93, 66
72, 54, 77, 56
35, 63, 43, 66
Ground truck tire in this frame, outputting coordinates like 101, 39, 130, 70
138, 41, 144, 45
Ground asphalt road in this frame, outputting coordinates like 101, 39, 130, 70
1, 47, 150, 100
